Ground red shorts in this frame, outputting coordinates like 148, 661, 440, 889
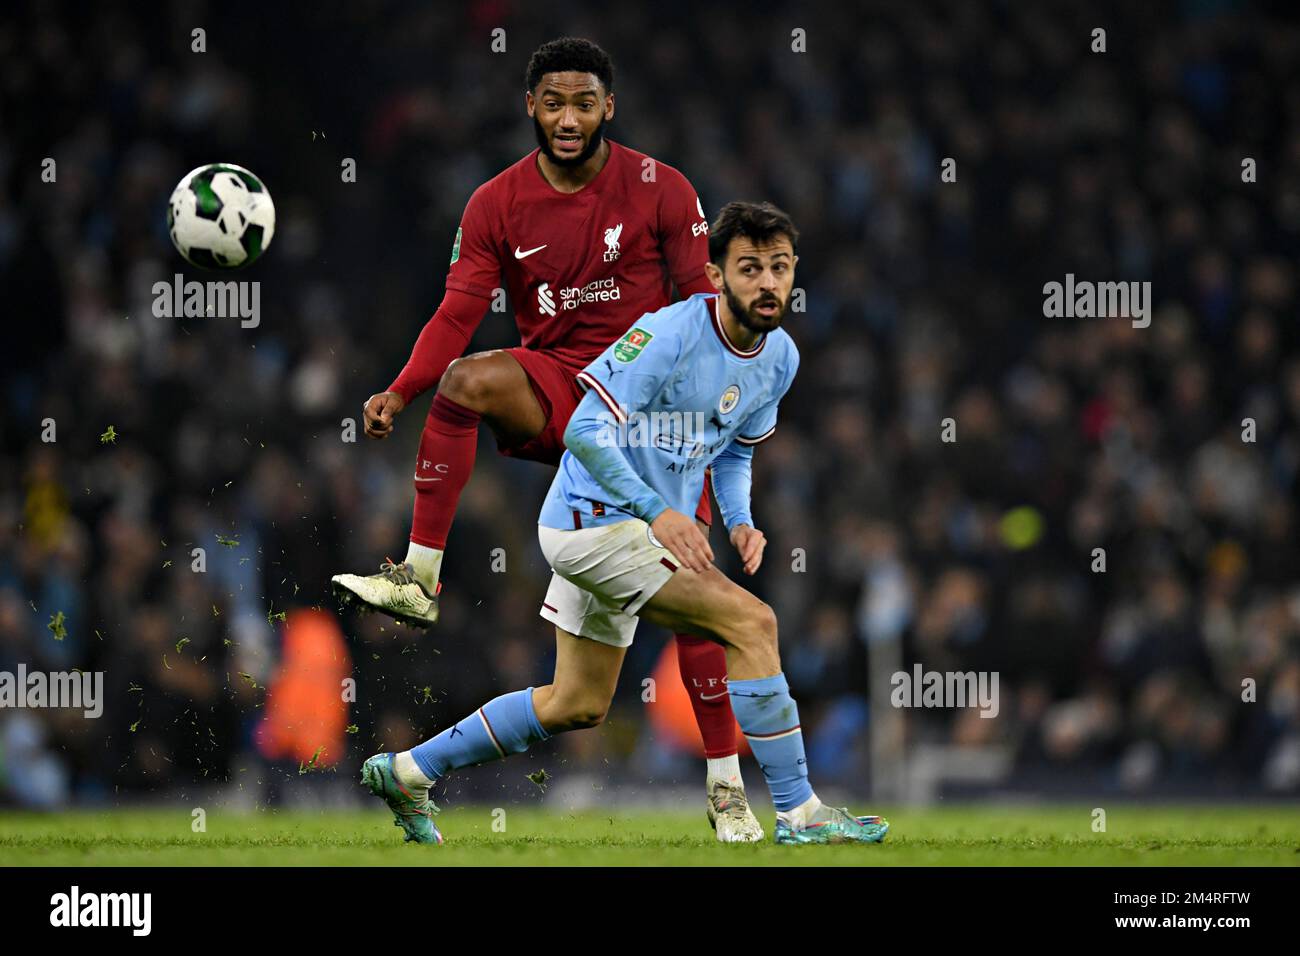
502, 347, 713, 526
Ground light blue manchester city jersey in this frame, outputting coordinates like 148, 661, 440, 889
539, 293, 799, 529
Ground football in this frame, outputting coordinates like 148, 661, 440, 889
167, 163, 276, 269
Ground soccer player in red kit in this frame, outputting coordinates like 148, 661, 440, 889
330, 37, 763, 841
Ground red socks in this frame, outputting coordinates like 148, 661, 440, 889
410, 393, 481, 550
675, 633, 739, 758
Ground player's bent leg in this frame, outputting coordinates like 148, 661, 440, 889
672, 508, 761, 841
439, 350, 549, 446
536, 518, 888, 846
532, 550, 636, 733
676, 499, 737, 762
672, 528, 741, 760
637, 563, 781, 680
331, 351, 548, 627
534, 525, 764, 838
363, 589, 626, 845
409, 351, 546, 577
678, 633, 763, 842
365, 681, 555, 844
536, 520, 765, 834
531, 627, 626, 733
673, 516, 744, 759
537, 519, 781, 838
676, 635, 737, 758
639, 562, 888, 845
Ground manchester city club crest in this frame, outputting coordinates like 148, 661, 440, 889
719, 384, 741, 414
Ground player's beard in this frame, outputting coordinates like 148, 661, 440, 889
534, 115, 606, 167
722, 281, 787, 334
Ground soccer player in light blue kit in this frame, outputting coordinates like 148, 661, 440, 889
361, 202, 889, 845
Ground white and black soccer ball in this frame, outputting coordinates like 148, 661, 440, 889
167, 163, 275, 269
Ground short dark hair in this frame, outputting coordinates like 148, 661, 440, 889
526, 37, 614, 94
708, 201, 800, 264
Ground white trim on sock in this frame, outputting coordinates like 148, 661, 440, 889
394, 750, 434, 790
404, 542, 444, 593
776, 793, 824, 829
706, 754, 743, 786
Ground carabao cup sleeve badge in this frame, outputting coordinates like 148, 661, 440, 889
614, 327, 653, 363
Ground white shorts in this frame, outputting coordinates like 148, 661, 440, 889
537, 519, 680, 648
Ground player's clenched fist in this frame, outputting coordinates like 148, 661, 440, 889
651, 509, 714, 574
730, 524, 766, 576
363, 390, 406, 439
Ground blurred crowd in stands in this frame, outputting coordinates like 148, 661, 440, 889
2, 0, 1297, 806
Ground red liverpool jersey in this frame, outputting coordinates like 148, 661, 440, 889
444, 140, 711, 371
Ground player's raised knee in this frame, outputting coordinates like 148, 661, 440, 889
714, 596, 778, 651
749, 599, 779, 647
438, 355, 499, 412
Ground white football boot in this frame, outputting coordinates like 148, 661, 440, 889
706, 778, 765, 843
331, 560, 439, 628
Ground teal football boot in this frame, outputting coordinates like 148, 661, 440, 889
774, 807, 890, 845
361, 753, 443, 844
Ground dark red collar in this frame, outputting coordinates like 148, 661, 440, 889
710, 295, 766, 358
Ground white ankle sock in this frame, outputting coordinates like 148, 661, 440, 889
393, 750, 434, 790
706, 754, 743, 786
776, 793, 825, 829
403, 543, 443, 594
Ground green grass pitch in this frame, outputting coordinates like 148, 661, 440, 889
2, 805, 1298, 865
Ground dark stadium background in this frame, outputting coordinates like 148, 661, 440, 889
1, 0, 1298, 812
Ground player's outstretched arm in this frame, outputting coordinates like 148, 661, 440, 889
361, 288, 490, 439
564, 390, 714, 571
711, 442, 765, 574
564, 389, 670, 521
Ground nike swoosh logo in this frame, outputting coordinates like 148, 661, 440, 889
514, 244, 547, 259
700, 691, 728, 701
